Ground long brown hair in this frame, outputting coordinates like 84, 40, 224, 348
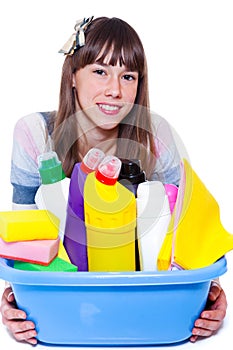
53, 17, 156, 178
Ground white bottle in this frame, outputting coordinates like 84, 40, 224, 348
136, 181, 171, 271
35, 151, 70, 240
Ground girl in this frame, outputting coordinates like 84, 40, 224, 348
0, 16, 227, 345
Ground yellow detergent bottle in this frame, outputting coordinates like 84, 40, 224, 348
84, 155, 136, 272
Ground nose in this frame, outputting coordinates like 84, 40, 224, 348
105, 76, 122, 98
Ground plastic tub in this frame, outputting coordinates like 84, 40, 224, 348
0, 257, 227, 346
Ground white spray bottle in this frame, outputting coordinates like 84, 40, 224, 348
35, 151, 70, 240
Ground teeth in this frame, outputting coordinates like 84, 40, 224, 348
99, 104, 119, 111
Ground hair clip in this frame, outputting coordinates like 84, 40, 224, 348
58, 16, 94, 56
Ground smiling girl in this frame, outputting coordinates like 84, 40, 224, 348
0, 16, 227, 344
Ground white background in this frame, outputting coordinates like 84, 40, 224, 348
0, 0, 233, 348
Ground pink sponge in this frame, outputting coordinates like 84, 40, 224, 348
0, 237, 60, 265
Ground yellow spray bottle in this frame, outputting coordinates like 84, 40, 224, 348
84, 155, 136, 272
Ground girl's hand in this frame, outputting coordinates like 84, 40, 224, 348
0, 286, 37, 345
190, 281, 227, 342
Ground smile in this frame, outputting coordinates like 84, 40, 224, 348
98, 103, 121, 113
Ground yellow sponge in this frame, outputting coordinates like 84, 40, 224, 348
0, 210, 60, 242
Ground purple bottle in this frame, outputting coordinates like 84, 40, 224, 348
63, 148, 105, 270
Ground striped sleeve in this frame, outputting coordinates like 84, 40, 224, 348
10, 112, 53, 204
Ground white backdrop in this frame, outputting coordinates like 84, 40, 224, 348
0, 0, 233, 347
1, 0, 233, 231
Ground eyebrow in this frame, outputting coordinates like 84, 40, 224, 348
93, 61, 138, 72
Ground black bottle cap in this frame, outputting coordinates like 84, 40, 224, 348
119, 159, 146, 185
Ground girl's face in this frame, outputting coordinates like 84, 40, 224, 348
73, 57, 139, 131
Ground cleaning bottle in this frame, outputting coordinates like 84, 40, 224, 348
84, 155, 136, 272
35, 151, 70, 240
118, 159, 146, 196
118, 158, 146, 270
164, 183, 178, 214
63, 148, 105, 270
136, 181, 171, 271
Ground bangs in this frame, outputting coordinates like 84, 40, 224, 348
73, 17, 145, 77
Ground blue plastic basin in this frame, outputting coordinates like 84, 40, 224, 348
0, 257, 227, 345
